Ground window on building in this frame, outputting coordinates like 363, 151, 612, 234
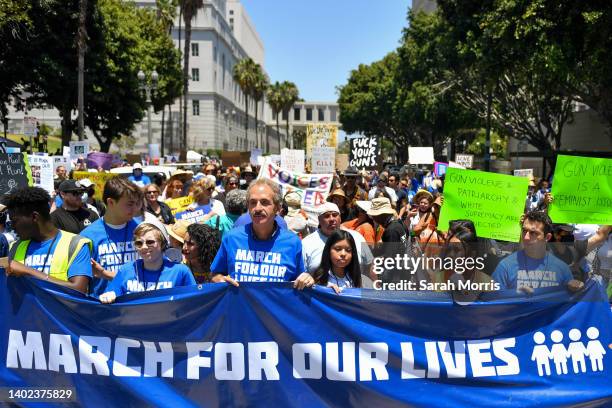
306, 108, 313, 121
318, 108, 324, 121
282, 110, 288, 121
294, 108, 300, 121
191, 68, 199, 82
229, 10, 234, 15
213, 46, 217, 61
330, 109, 337, 122
193, 100, 200, 116
221, 54, 225, 88
191, 42, 199, 57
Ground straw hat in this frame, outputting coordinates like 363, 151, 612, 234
413, 189, 434, 204
367, 197, 395, 217
329, 188, 347, 199
167, 220, 190, 244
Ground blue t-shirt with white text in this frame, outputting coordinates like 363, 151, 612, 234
175, 204, 212, 224
80, 218, 141, 296
492, 251, 572, 291
127, 174, 151, 187
22, 231, 92, 280
106, 258, 195, 297
233, 213, 287, 229
211, 223, 304, 282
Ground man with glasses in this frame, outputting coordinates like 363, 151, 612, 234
51, 179, 99, 234
492, 210, 582, 293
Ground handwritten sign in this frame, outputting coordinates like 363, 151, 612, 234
439, 168, 528, 242
549, 155, 612, 224
306, 124, 337, 165
280, 149, 305, 173
311, 147, 335, 174
349, 137, 379, 169
455, 154, 474, 169
72, 171, 117, 201
27, 155, 54, 193
52, 156, 72, 172
0, 152, 31, 196
165, 196, 195, 215
408, 147, 435, 165
513, 169, 534, 178
258, 157, 333, 227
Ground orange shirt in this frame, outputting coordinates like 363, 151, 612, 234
342, 219, 379, 245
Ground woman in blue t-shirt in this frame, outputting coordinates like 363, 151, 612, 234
99, 223, 195, 303
312, 230, 362, 294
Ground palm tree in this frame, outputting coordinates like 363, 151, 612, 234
252, 67, 269, 149
280, 81, 299, 149
181, 0, 204, 150
233, 58, 258, 145
156, 0, 177, 155
267, 81, 284, 153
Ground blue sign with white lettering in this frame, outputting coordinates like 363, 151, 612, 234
0, 273, 610, 407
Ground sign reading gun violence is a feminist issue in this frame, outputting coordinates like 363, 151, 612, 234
258, 157, 332, 226
349, 136, 379, 169
549, 155, 612, 224
439, 168, 528, 242
0, 152, 31, 196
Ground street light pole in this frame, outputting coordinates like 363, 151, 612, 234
138, 69, 158, 146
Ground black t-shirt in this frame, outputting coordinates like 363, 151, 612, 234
51, 206, 99, 234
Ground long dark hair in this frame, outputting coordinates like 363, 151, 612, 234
442, 219, 479, 258
313, 230, 362, 288
186, 223, 221, 275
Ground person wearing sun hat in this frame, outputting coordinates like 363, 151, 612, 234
342, 200, 378, 245
342, 166, 367, 210
406, 188, 442, 238
283, 191, 310, 239
328, 188, 351, 222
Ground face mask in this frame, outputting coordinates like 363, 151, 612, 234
81, 193, 89, 202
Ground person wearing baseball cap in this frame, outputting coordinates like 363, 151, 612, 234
51, 179, 99, 234
301, 201, 373, 279
128, 162, 151, 187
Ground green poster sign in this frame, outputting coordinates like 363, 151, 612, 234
549, 155, 612, 224
438, 168, 528, 242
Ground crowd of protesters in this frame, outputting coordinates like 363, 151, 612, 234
1, 156, 610, 303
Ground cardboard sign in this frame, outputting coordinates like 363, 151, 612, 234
549, 155, 612, 224
72, 171, 117, 201
165, 195, 195, 215
281, 149, 305, 173
438, 168, 528, 242
258, 157, 333, 227
455, 154, 474, 169
0, 152, 32, 196
408, 147, 435, 165
513, 169, 534, 178
222, 151, 251, 168
27, 155, 54, 193
335, 154, 349, 172
349, 137, 379, 169
311, 147, 335, 174
306, 124, 337, 166
70, 141, 89, 159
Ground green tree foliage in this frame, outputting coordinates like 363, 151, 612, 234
252, 69, 269, 149
280, 81, 299, 149
266, 81, 284, 152
233, 58, 258, 142
181, 0, 203, 150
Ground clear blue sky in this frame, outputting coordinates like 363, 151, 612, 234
241, 0, 412, 102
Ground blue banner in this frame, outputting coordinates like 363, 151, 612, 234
1, 273, 611, 407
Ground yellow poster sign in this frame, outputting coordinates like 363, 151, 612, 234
165, 195, 195, 215
306, 124, 337, 166
72, 171, 118, 201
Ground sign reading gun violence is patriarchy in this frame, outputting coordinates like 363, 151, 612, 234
349, 136, 379, 169
258, 157, 333, 226
439, 168, 528, 242
549, 155, 612, 224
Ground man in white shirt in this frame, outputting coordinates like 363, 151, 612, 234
367, 174, 398, 205
302, 202, 373, 278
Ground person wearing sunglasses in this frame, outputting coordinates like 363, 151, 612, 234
144, 184, 175, 225
99, 223, 195, 303
50, 179, 99, 234
175, 178, 225, 224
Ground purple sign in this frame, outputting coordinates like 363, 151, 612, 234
87, 152, 114, 170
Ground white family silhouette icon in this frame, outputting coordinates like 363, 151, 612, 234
531, 327, 606, 376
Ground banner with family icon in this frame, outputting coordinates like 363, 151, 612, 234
1, 271, 610, 407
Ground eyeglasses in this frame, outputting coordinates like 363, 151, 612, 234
146, 191, 158, 195
134, 239, 158, 248
228, 181, 238, 186
66, 191, 84, 196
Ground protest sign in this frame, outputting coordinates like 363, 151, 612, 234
439, 168, 528, 242
0, 137, 22, 154
434, 162, 448, 177
1, 273, 611, 407
69, 141, 89, 159
72, 171, 117, 201
513, 169, 534, 178
311, 147, 335, 174
52, 156, 71, 172
549, 155, 612, 224
281, 149, 305, 173
258, 157, 332, 226
455, 154, 474, 168
336, 153, 349, 172
250, 148, 263, 166
0, 152, 31, 196
408, 147, 435, 165
166, 195, 195, 215
349, 136, 379, 169
149, 144, 161, 161
269, 155, 281, 166
62, 146, 71, 157
306, 124, 337, 163
87, 152, 114, 170
27, 155, 54, 193
23, 116, 37, 137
